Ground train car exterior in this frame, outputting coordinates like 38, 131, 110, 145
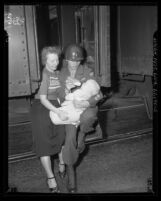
5, 5, 157, 161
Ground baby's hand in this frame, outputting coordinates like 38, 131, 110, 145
66, 82, 76, 90
66, 77, 81, 90
73, 80, 81, 86
73, 100, 89, 109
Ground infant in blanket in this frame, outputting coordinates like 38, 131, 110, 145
49, 79, 100, 125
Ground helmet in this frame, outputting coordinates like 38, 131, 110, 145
65, 44, 84, 61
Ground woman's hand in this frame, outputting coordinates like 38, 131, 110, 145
40, 95, 69, 121
73, 100, 90, 109
57, 109, 69, 121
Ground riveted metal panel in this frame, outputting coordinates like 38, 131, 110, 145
6, 5, 40, 97
24, 6, 40, 93
7, 6, 30, 97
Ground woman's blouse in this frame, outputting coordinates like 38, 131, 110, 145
35, 68, 61, 100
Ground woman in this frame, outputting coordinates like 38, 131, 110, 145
30, 46, 68, 193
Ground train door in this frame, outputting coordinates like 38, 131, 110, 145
98, 6, 156, 140
5, 5, 40, 97
75, 6, 111, 87
73, 6, 111, 143
117, 6, 157, 119
6, 5, 42, 160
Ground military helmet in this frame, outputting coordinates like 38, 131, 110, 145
65, 44, 84, 61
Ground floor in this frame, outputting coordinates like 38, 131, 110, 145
8, 133, 152, 194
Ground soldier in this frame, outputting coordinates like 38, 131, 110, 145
58, 44, 103, 193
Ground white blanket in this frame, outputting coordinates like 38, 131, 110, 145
50, 79, 100, 125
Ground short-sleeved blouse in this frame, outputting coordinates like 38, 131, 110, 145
35, 68, 61, 100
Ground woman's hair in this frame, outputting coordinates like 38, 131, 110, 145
41, 46, 61, 66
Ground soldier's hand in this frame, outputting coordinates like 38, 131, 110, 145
73, 100, 89, 109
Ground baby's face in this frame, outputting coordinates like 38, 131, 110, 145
81, 82, 90, 93
81, 80, 100, 96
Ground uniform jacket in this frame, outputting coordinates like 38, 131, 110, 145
58, 62, 103, 107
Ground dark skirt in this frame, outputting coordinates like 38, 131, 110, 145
30, 99, 65, 157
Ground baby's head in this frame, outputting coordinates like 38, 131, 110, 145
81, 79, 100, 97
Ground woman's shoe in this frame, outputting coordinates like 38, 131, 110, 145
47, 177, 60, 193
58, 163, 66, 179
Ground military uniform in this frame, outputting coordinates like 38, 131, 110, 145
58, 63, 102, 165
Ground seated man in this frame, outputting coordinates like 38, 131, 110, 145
49, 79, 100, 125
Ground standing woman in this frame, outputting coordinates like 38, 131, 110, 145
30, 46, 68, 193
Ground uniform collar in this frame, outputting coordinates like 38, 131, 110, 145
61, 64, 84, 78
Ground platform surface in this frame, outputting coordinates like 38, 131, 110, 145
8, 133, 153, 193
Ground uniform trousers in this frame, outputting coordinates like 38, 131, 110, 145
62, 106, 98, 165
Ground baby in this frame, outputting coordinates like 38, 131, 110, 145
49, 79, 100, 125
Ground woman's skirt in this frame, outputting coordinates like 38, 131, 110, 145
30, 99, 65, 157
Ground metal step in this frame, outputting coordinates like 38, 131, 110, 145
8, 127, 152, 163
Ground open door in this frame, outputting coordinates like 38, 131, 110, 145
74, 6, 111, 142
75, 6, 111, 87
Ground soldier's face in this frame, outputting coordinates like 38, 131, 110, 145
67, 60, 80, 71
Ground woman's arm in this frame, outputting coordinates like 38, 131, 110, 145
40, 94, 59, 113
40, 94, 68, 120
